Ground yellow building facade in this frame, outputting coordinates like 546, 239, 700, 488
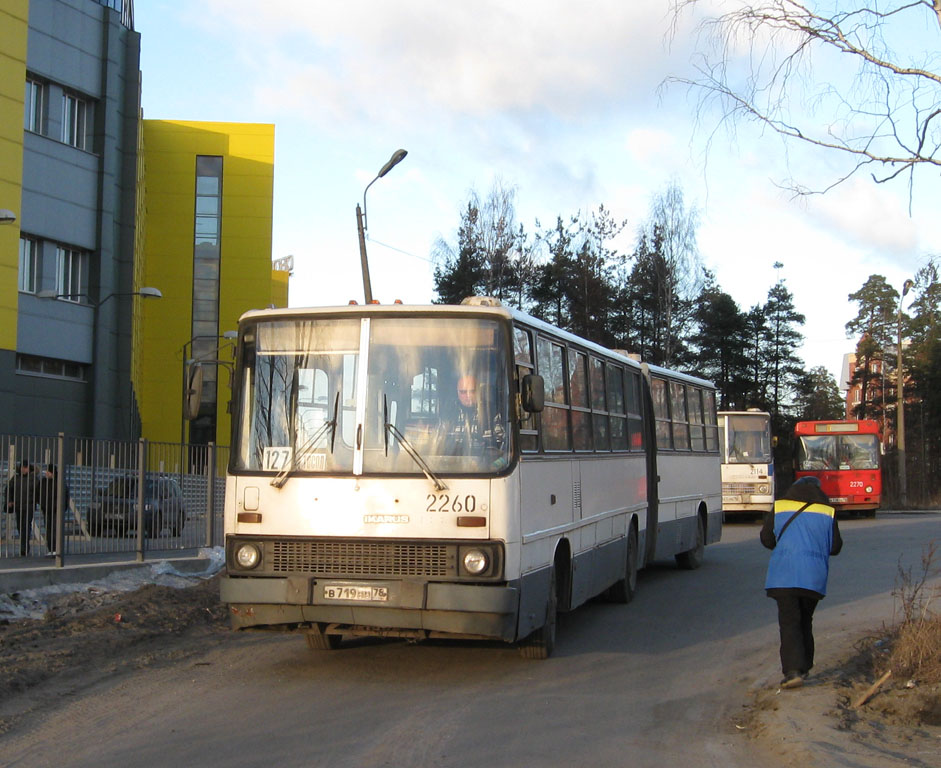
138, 121, 279, 446
0, 0, 28, 351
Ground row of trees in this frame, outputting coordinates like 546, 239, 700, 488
844, 266, 941, 504
432, 180, 839, 420
431, 181, 941, 504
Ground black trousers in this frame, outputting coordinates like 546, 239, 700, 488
16, 508, 34, 556
43, 506, 58, 553
771, 591, 819, 675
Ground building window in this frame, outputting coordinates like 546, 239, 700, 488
56, 246, 89, 302
62, 93, 88, 149
24, 79, 45, 133
16, 354, 87, 382
191, 156, 224, 433
18, 236, 41, 293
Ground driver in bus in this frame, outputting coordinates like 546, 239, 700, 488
443, 374, 505, 455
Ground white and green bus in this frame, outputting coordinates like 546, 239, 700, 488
718, 410, 775, 519
220, 297, 721, 658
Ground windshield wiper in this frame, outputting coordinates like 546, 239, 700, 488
383, 394, 448, 491
271, 393, 339, 488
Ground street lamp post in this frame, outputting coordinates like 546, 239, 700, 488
356, 149, 408, 304
897, 278, 914, 508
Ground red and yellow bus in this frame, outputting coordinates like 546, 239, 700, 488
793, 420, 881, 516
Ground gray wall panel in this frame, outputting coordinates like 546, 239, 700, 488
26, 1, 105, 97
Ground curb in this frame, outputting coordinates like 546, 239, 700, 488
0, 555, 218, 594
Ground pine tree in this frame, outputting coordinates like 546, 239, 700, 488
690, 281, 750, 409
795, 366, 845, 421
530, 216, 576, 328
845, 275, 898, 420
764, 280, 805, 417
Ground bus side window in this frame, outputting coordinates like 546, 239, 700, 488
607, 363, 627, 451
590, 357, 609, 451
569, 349, 591, 451
651, 377, 671, 450
688, 387, 705, 451
625, 370, 644, 451
537, 337, 571, 451
702, 389, 718, 452
514, 326, 538, 452
670, 381, 690, 450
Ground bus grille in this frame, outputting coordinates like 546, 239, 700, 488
723, 482, 760, 493
270, 540, 452, 577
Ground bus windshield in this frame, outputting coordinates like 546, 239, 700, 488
796, 433, 880, 471
720, 414, 772, 464
232, 316, 511, 476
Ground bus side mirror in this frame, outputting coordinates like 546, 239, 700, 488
183, 361, 204, 421
521, 374, 545, 413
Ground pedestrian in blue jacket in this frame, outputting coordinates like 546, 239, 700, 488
761, 476, 843, 689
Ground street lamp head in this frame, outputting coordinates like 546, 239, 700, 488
357, 148, 409, 305
138, 286, 163, 299
0, 209, 16, 224
377, 149, 408, 178
902, 279, 914, 297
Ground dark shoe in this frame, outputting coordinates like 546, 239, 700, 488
781, 672, 804, 689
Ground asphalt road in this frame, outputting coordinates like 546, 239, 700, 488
2, 511, 938, 768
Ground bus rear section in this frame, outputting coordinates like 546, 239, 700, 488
718, 410, 774, 519
793, 420, 882, 516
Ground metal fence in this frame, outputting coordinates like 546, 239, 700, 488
1, 433, 227, 565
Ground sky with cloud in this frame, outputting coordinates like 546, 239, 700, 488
135, 0, 940, 386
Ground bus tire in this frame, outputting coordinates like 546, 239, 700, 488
306, 628, 342, 650
519, 567, 557, 660
676, 514, 704, 570
605, 524, 638, 604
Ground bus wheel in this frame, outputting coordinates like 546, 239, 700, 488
676, 515, 705, 570
306, 627, 342, 650
519, 568, 557, 660
605, 525, 638, 604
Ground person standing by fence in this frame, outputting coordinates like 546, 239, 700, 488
6, 461, 38, 556
38, 464, 70, 556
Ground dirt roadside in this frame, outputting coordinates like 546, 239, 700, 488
0, 574, 231, 736
734, 628, 941, 768
0, 577, 939, 765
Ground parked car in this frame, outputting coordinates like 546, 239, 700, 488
87, 476, 186, 537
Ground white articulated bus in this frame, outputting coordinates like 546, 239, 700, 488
220, 298, 722, 658
717, 410, 774, 519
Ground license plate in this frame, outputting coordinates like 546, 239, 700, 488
323, 584, 389, 602
723, 495, 742, 503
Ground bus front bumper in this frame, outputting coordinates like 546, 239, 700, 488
220, 575, 520, 641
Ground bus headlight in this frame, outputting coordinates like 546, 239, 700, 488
865, 485, 873, 494
462, 549, 489, 575
235, 543, 261, 570
758, 484, 769, 494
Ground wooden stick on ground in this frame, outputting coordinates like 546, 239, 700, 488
852, 670, 892, 709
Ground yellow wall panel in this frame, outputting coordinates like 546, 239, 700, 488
139, 120, 276, 445
0, 0, 28, 351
